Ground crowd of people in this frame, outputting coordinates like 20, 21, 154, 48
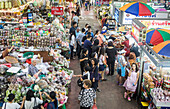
2, 90, 58, 109
69, 4, 140, 108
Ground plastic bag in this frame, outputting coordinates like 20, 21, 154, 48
92, 104, 97, 109
105, 67, 109, 75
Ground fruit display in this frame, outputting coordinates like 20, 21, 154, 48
0, 48, 73, 107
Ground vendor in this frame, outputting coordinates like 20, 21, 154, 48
28, 60, 42, 77
121, 35, 131, 57
2, 46, 14, 58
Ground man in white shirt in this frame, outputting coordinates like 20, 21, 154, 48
73, 13, 79, 26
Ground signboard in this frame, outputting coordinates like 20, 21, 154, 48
115, 8, 119, 23
51, 7, 64, 15
131, 19, 146, 43
113, 2, 128, 8
122, 12, 156, 25
99, 0, 110, 5
132, 21, 140, 42
139, 20, 170, 30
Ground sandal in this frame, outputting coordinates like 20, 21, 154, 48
124, 92, 127, 99
128, 97, 131, 101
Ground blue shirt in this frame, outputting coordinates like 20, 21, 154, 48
77, 33, 85, 46
84, 40, 92, 56
47, 99, 58, 109
85, 32, 94, 38
76, 31, 81, 39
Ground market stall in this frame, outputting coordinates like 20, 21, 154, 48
130, 18, 170, 108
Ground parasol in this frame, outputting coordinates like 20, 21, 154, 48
146, 28, 170, 45
119, 2, 155, 16
152, 41, 170, 57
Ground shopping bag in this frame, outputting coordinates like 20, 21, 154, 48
105, 67, 109, 75
92, 104, 97, 109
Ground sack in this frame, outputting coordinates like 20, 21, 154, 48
105, 67, 109, 75
77, 79, 83, 87
92, 104, 97, 109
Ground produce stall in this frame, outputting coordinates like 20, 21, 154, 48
0, 47, 73, 108
0, 1, 72, 108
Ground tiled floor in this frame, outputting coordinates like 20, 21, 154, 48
66, 7, 139, 109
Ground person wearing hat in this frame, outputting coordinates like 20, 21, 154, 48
116, 49, 127, 86
2, 94, 25, 109
121, 35, 131, 57
101, 30, 107, 39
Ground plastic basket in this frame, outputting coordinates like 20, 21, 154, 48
23, 52, 34, 59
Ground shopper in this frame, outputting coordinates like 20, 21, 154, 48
99, 48, 107, 81
84, 35, 92, 58
43, 91, 58, 109
28, 60, 42, 77
2, 94, 25, 109
69, 22, 77, 37
85, 2, 88, 11
77, 28, 86, 59
103, 19, 109, 29
69, 33, 76, 59
85, 26, 94, 38
84, 24, 89, 32
80, 48, 89, 74
73, 13, 79, 26
123, 63, 139, 101
94, 30, 106, 47
101, 14, 108, 27
90, 58, 99, 91
24, 90, 43, 109
78, 79, 96, 109
121, 35, 130, 57
106, 41, 117, 76
76, 4, 81, 16
101, 30, 107, 39
92, 39, 100, 56
73, 65, 91, 80
117, 50, 127, 86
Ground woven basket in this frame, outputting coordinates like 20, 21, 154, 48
5, 56, 18, 64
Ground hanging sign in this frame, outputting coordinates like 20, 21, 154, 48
51, 7, 64, 15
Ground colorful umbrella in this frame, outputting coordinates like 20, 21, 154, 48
155, 8, 167, 12
152, 41, 170, 57
146, 28, 170, 45
119, 2, 155, 16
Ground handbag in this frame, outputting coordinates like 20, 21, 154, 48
77, 78, 83, 87
33, 97, 41, 109
92, 104, 97, 109
105, 67, 109, 75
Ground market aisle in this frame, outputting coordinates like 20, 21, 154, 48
66, 8, 139, 109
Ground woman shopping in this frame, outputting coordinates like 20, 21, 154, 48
99, 48, 107, 81
123, 63, 139, 101
70, 33, 76, 59
106, 41, 117, 76
2, 94, 25, 109
24, 90, 43, 109
90, 58, 99, 91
